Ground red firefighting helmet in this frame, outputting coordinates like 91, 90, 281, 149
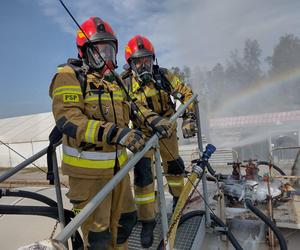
76, 16, 118, 57
125, 35, 155, 63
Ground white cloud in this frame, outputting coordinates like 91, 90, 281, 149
38, 0, 300, 69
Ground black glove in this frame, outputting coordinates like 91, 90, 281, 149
148, 115, 175, 138
182, 114, 196, 138
110, 127, 146, 153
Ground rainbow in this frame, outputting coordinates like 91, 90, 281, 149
212, 67, 300, 117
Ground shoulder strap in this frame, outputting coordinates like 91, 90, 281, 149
66, 58, 87, 97
153, 65, 172, 93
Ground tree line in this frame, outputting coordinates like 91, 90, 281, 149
170, 34, 300, 118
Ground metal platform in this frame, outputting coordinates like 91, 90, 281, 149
128, 213, 203, 250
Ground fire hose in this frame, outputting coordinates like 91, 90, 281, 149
168, 144, 216, 249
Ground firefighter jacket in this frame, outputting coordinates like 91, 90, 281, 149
121, 67, 194, 132
49, 65, 156, 179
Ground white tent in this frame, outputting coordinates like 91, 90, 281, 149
0, 112, 59, 168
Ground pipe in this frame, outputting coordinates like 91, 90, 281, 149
0, 205, 72, 220
1, 189, 57, 207
244, 199, 287, 250
0, 205, 83, 249
154, 146, 170, 250
256, 161, 286, 176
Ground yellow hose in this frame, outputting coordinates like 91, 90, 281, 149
168, 172, 199, 249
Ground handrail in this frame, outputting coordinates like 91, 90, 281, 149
0, 147, 49, 183
55, 94, 198, 243
269, 146, 300, 163
0, 142, 62, 183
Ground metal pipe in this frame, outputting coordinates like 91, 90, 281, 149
1, 189, 57, 207
55, 94, 198, 243
201, 171, 211, 227
194, 100, 211, 227
267, 178, 275, 249
269, 146, 300, 162
194, 100, 203, 153
52, 151, 66, 229
154, 146, 170, 250
0, 147, 48, 183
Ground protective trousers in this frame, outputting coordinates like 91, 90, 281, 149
67, 173, 136, 250
134, 131, 185, 221
159, 131, 185, 198
133, 150, 155, 221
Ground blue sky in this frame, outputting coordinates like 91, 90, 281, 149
0, 0, 300, 118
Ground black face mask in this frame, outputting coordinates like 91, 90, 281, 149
130, 56, 153, 85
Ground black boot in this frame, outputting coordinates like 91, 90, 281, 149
141, 220, 156, 248
172, 196, 179, 212
88, 230, 111, 250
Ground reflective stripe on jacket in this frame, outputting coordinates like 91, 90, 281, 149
62, 145, 128, 169
50, 65, 130, 178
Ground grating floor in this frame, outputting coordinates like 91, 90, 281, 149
128, 213, 203, 250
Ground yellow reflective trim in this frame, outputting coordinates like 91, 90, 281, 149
118, 150, 128, 166
144, 88, 158, 97
72, 208, 81, 215
85, 95, 123, 102
135, 192, 156, 199
171, 75, 181, 88
84, 120, 99, 143
63, 150, 128, 169
63, 154, 114, 169
57, 66, 64, 73
53, 85, 81, 92
131, 78, 140, 93
135, 192, 156, 205
53, 90, 82, 97
53, 86, 82, 97
168, 179, 184, 187
85, 89, 124, 102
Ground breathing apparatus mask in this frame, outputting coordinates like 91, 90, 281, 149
130, 55, 154, 86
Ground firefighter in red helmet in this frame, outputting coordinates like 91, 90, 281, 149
50, 18, 174, 249
121, 35, 196, 248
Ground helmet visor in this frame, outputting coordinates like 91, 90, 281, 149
86, 43, 116, 69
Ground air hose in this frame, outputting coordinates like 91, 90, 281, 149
256, 161, 286, 176
244, 199, 287, 250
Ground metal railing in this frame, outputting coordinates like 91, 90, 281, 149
269, 146, 300, 162
55, 94, 200, 247
0, 94, 206, 249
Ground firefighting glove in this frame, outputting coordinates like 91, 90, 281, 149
147, 115, 175, 138
182, 115, 197, 138
109, 127, 146, 153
